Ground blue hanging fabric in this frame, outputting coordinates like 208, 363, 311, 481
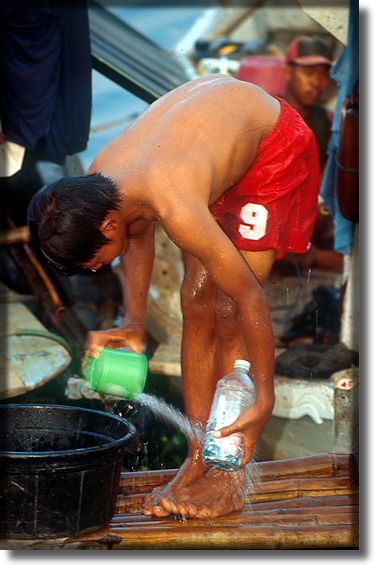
320, 0, 358, 254
0, 0, 92, 165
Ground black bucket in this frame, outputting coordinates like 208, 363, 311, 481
0, 404, 137, 539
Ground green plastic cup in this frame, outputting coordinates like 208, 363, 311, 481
82, 348, 148, 400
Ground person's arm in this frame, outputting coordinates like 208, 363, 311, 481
120, 220, 155, 349
161, 200, 275, 465
85, 221, 155, 355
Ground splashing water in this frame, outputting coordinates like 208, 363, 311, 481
105, 393, 256, 488
134, 392, 205, 445
136, 393, 259, 489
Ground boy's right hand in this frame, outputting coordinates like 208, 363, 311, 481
85, 322, 147, 359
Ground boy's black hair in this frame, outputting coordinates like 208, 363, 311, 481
27, 173, 121, 276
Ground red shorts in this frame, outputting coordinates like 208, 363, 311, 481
210, 97, 320, 258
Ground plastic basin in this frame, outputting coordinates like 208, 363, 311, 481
0, 404, 137, 539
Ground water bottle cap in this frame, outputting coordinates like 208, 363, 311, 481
233, 359, 251, 373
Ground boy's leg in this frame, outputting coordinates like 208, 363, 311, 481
214, 248, 276, 375
144, 252, 218, 515
180, 252, 219, 433
158, 248, 275, 518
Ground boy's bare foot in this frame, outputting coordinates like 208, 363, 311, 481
159, 468, 246, 518
143, 453, 206, 516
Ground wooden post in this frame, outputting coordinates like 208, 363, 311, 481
333, 368, 359, 454
0, 226, 30, 247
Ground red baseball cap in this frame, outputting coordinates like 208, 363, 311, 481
286, 36, 333, 66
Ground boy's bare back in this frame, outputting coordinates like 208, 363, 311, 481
90, 76, 280, 207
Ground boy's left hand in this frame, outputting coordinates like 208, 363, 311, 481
213, 399, 274, 466
84, 322, 146, 359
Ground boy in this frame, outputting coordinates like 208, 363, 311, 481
28, 75, 319, 518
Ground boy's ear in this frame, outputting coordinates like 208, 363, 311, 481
99, 212, 118, 235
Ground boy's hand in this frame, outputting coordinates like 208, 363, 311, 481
213, 398, 274, 466
85, 322, 146, 359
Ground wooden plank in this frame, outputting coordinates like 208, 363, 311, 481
115, 476, 356, 513
241, 493, 359, 511
115, 492, 359, 515
118, 453, 356, 492
115, 492, 359, 516
0, 453, 358, 550
0, 524, 358, 550
297, 0, 349, 44
61, 523, 358, 550
110, 509, 358, 528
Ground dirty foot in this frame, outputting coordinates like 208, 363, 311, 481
159, 468, 246, 518
143, 455, 206, 517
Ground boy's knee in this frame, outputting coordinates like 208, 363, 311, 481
180, 278, 214, 320
214, 295, 240, 338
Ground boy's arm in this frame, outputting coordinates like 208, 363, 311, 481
120, 220, 156, 348
85, 221, 155, 355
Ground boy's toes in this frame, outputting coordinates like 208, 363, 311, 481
143, 504, 170, 517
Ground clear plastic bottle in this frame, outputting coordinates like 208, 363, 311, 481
202, 359, 255, 471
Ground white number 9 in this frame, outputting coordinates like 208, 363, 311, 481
238, 203, 268, 241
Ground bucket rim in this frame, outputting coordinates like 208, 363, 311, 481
0, 403, 136, 458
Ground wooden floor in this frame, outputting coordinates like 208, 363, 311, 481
2, 453, 358, 550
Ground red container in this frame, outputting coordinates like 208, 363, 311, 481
235, 55, 286, 95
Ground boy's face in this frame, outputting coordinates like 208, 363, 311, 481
286, 63, 331, 107
81, 239, 124, 272
81, 212, 128, 272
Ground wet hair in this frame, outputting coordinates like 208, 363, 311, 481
27, 173, 121, 276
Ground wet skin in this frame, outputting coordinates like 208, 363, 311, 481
143, 248, 275, 518
81, 75, 283, 517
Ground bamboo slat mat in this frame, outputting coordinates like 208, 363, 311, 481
2, 452, 358, 550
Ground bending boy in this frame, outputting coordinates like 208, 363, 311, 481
28, 75, 319, 518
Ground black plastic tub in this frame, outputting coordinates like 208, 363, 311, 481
0, 404, 137, 539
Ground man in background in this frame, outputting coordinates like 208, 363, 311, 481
282, 35, 333, 169
279, 35, 343, 275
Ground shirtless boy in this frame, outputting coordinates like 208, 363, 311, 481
28, 75, 319, 518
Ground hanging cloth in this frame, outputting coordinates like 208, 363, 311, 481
319, 0, 358, 254
0, 0, 92, 166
